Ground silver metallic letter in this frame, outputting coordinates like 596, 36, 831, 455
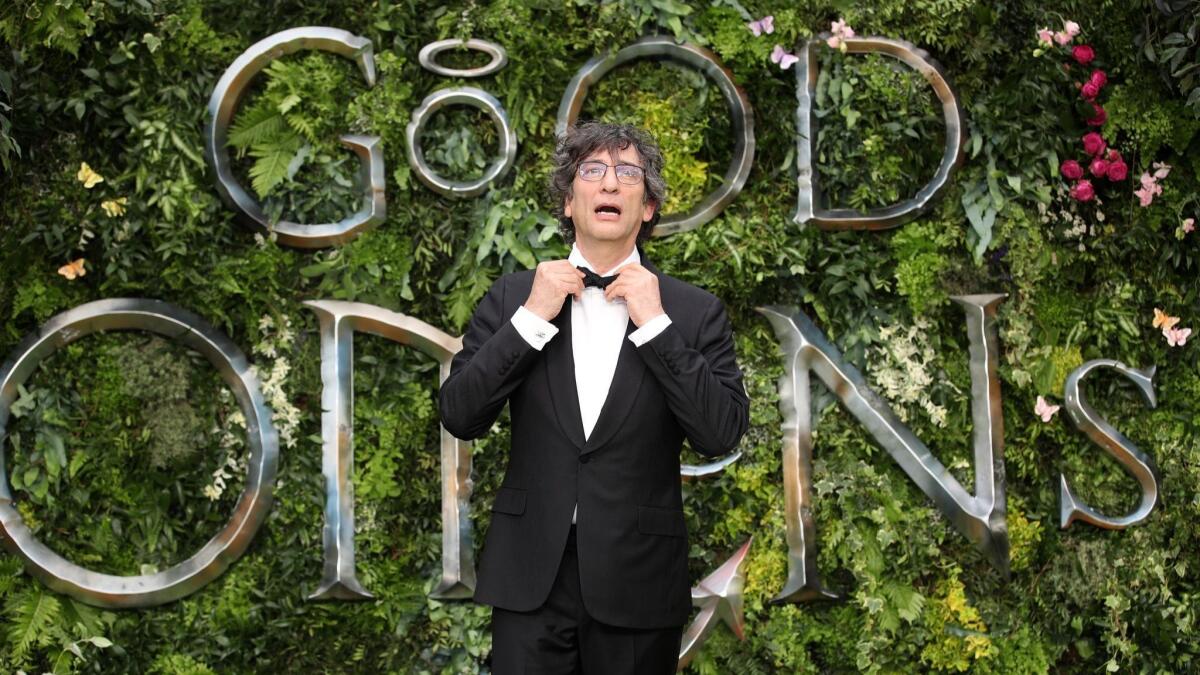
1060, 360, 1161, 529
405, 87, 518, 198
418, 39, 508, 78
302, 301, 471, 600
759, 294, 1008, 603
557, 36, 755, 236
204, 27, 386, 248
793, 36, 964, 229
0, 299, 279, 608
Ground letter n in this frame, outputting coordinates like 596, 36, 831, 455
759, 295, 1008, 603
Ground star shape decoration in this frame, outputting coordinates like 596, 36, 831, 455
677, 538, 752, 669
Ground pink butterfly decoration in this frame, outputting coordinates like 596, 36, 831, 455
1164, 327, 1192, 347
1035, 396, 1060, 422
771, 45, 798, 70
748, 15, 774, 36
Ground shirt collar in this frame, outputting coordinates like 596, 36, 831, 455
568, 243, 640, 277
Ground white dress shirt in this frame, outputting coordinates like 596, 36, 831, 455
509, 244, 672, 523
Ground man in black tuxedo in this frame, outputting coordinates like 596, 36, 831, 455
439, 122, 748, 674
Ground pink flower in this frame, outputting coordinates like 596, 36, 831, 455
1087, 102, 1107, 126
1082, 132, 1106, 156
1184, 218, 1196, 234
1070, 179, 1095, 201
1081, 82, 1100, 100
1089, 69, 1107, 88
1064, 20, 1081, 37
827, 17, 855, 50
1035, 396, 1061, 422
1153, 161, 1171, 179
1089, 158, 1109, 177
1055, 31, 1072, 46
1072, 45, 1095, 64
1135, 174, 1162, 207
748, 15, 774, 36
1060, 159, 1084, 180
771, 45, 799, 69
1105, 149, 1122, 162
1106, 159, 1128, 181
1037, 28, 1054, 45
1164, 326, 1192, 347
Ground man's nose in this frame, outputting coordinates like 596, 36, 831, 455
601, 166, 620, 191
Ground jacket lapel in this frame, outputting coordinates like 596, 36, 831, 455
544, 299, 586, 449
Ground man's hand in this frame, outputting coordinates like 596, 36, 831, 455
604, 263, 665, 327
524, 260, 585, 321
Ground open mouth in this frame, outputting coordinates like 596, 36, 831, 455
595, 204, 622, 217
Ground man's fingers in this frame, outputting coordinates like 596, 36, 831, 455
604, 277, 628, 303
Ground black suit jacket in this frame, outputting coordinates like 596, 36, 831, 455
438, 257, 749, 629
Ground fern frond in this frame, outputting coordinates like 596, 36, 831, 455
5, 586, 61, 660
227, 101, 286, 151
249, 137, 301, 198
0, 556, 22, 598
285, 111, 318, 144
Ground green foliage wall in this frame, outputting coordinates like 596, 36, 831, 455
1, 0, 1199, 672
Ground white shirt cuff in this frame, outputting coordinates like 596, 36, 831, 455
628, 314, 671, 347
511, 306, 559, 350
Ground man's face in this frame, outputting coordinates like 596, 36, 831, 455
563, 145, 656, 250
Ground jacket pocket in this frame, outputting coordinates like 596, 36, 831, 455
491, 487, 527, 515
637, 505, 686, 538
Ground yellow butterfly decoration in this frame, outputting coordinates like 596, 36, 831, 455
76, 162, 104, 189
57, 258, 86, 280
101, 197, 127, 217
1152, 308, 1180, 331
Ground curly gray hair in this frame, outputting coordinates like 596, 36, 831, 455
548, 121, 668, 244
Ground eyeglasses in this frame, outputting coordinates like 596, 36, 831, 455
576, 160, 645, 185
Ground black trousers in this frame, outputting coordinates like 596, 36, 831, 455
489, 526, 683, 674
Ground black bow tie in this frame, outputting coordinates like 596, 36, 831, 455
578, 266, 618, 290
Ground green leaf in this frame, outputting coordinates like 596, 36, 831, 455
227, 104, 286, 150
249, 137, 302, 198
43, 431, 66, 478
276, 93, 301, 114
4, 587, 62, 659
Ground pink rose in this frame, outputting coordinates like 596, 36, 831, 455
1105, 148, 1122, 162
1183, 218, 1195, 233
1081, 82, 1100, 100
1060, 159, 1084, 180
1089, 158, 1109, 177
1064, 20, 1081, 37
1070, 179, 1095, 201
1106, 159, 1128, 181
1087, 102, 1107, 126
1089, 69, 1107, 88
1055, 31, 1072, 46
1072, 45, 1095, 65
1082, 132, 1106, 156
1037, 28, 1054, 45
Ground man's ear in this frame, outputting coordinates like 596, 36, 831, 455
642, 199, 656, 223
564, 194, 573, 220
